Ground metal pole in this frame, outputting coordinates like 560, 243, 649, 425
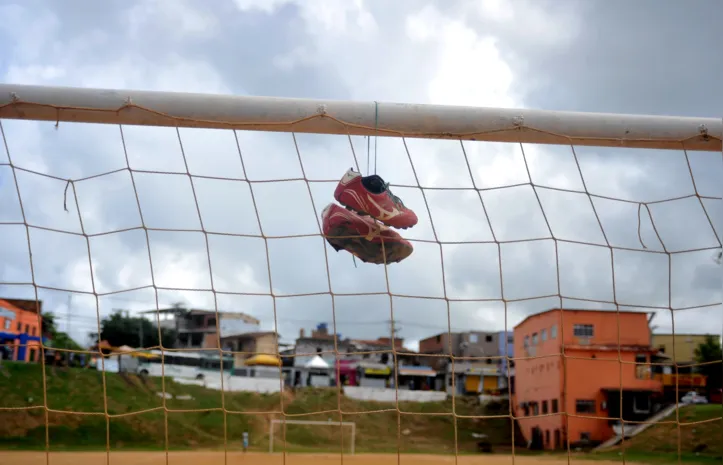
351, 423, 355, 455
0, 83, 720, 151
66, 295, 72, 335
269, 421, 273, 454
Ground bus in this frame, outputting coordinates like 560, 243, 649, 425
136, 350, 234, 381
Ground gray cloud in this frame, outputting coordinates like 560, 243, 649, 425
0, 0, 720, 350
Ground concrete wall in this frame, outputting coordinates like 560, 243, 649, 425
498, 330, 514, 376
343, 386, 447, 403
175, 373, 283, 393
419, 331, 501, 359
460, 331, 500, 359
651, 334, 712, 364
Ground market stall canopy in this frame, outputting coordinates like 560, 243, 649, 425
305, 355, 330, 369
244, 354, 281, 366
398, 366, 436, 377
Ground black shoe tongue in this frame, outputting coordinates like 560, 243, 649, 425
363, 175, 386, 194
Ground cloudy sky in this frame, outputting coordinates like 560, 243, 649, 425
0, 0, 721, 353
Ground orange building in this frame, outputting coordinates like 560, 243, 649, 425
0, 299, 42, 362
513, 309, 663, 450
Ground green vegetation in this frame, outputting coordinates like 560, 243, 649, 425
42, 313, 83, 351
0, 362, 517, 453
587, 404, 722, 464
89, 308, 178, 349
694, 336, 722, 397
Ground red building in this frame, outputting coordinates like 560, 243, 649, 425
513, 309, 663, 450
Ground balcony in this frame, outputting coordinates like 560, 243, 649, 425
654, 373, 706, 388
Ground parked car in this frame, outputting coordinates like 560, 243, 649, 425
681, 391, 708, 404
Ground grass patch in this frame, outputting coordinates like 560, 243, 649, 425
580, 404, 723, 465
0, 362, 518, 453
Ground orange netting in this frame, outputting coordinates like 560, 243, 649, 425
0, 96, 721, 465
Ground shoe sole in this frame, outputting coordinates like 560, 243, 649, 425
324, 225, 412, 265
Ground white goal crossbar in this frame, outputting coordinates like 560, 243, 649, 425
0, 83, 720, 151
269, 419, 356, 455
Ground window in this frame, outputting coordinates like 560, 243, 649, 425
532, 403, 539, 416
633, 394, 651, 414
31, 326, 36, 336
24, 324, 29, 333
3, 319, 9, 330
16, 322, 21, 331
542, 400, 548, 414
575, 400, 596, 414
541, 329, 547, 341
552, 399, 559, 413
580, 432, 591, 441
531, 333, 539, 345
523, 336, 529, 347
573, 324, 594, 338
485, 335, 493, 343
635, 354, 650, 379
551, 325, 557, 339
507, 335, 513, 344
469, 334, 478, 343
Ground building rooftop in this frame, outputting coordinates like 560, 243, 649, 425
514, 308, 651, 330
652, 333, 717, 337
1, 298, 42, 314
220, 331, 278, 340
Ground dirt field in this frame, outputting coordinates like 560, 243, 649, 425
0, 451, 643, 465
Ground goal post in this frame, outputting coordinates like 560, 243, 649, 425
0, 83, 720, 151
269, 419, 356, 455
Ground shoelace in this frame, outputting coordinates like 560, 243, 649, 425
383, 182, 405, 208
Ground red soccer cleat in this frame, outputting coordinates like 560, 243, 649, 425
333, 168, 418, 230
321, 203, 413, 265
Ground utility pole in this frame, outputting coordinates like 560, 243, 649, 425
139, 313, 144, 349
66, 295, 72, 335
387, 319, 401, 345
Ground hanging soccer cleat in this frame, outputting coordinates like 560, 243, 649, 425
321, 203, 413, 265
333, 168, 418, 230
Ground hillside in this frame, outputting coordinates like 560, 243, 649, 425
593, 404, 722, 463
0, 363, 518, 453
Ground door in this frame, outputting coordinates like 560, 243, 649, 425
465, 375, 480, 393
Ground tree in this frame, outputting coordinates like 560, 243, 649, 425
93, 310, 177, 348
41, 312, 82, 351
694, 335, 722, 395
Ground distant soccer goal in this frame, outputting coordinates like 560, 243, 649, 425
269, 419, 356, 454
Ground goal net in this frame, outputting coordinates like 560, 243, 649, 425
269, 419, 356, 454
0, 84, 721, 464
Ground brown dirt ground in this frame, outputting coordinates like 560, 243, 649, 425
0, 451, 641, 465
